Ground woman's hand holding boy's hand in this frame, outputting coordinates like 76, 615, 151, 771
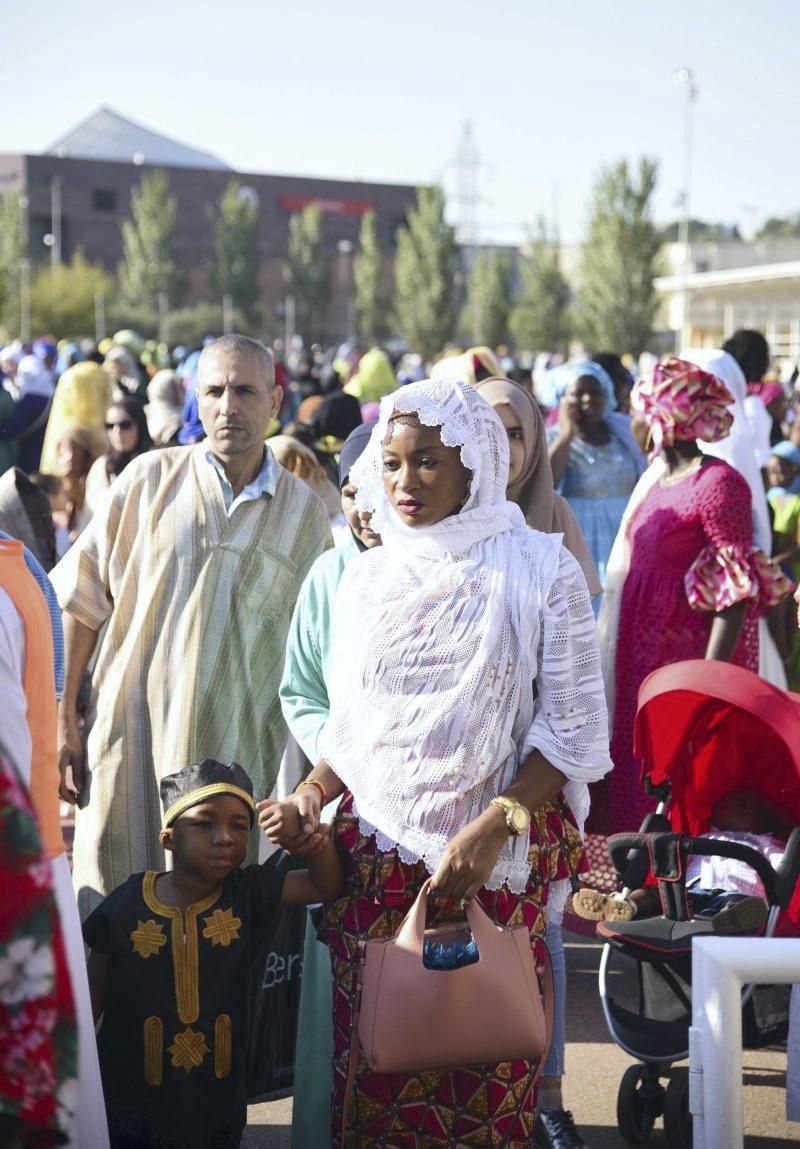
256, 795, 325, 856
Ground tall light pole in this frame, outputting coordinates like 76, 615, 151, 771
337, 239, 354, 342
50, 176, 63, 269
672, 67, 697, 352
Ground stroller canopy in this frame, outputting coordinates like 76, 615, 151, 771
634, 660, 800, 837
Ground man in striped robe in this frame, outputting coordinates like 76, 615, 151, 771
52, 335, 331, 917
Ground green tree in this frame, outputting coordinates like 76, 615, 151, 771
283, 203, 331, 345
0, 194, 26, 338
660, 219, 741, 242
757, 215, 800, 238
165, 301, 255, 347
577, 158, 662, 355
29, 251, 113, 339
393, 186, 459, 361
510, 221, 571, 353
207, 181, 261, 324
353, 211, 388, 344
118, 170, 187, 317
462, 248, 513, 348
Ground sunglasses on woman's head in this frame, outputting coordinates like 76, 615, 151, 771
106, 420, 134, 431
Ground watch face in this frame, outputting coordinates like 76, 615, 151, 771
510, 806, 529, 833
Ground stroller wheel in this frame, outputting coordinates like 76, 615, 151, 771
663, 1069, 692, 1148
617, 1063, 664, 1144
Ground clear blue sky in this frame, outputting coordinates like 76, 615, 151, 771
4, 0, 799, 243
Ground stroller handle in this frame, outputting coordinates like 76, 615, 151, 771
607, 832, 780, 905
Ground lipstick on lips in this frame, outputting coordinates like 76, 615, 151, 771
397, 499, 424, 516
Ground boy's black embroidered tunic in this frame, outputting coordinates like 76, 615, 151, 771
83, 861, 285, 1148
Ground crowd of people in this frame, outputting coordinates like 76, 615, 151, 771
1, 324, 799, 1148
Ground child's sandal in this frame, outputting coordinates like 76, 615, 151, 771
572, 889, 636, 922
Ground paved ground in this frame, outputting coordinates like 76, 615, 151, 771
243, 931, 800, 1147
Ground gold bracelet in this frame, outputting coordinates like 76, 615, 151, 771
295, 778, 327, 806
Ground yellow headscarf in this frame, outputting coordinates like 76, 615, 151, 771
344, 348, 397, 404
40, 363, 112, 473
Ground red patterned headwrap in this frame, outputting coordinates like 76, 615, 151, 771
633, 356, 734, 453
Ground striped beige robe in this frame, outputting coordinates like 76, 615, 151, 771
52, 445, 331, 917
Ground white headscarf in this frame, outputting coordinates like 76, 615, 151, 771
8, 354, 54, 401
682, 348, 771, 551
319, 378, 612, 899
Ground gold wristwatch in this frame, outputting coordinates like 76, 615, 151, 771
489, 796, 531, 837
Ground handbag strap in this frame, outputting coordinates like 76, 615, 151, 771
339, 938, 555, 1148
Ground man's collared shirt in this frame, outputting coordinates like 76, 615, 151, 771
204, 447, 278, 517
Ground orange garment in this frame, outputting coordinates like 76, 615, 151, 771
0, 538, 63, 856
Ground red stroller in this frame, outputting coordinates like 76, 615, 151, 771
596, 660, 800, 1146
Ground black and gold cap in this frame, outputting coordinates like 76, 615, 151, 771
160, 760, 255, 829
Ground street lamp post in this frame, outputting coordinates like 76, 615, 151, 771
50, 176, 63, 270
18, 260, 31, 343
337, 239, 354, 343
672, 67, 697, 352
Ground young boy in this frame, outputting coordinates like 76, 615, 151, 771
82, 759, 342, 1148
573, 790, 786, 934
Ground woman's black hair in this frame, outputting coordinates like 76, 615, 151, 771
105, 396, 153, 479
722, 329, 770, 383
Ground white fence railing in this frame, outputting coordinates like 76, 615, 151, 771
690, 937, 799, 1148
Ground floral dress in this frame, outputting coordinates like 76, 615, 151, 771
326, 791, 588, 1148
0, 747, 77, 1146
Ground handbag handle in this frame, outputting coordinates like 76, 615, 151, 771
394, 877, 503, 958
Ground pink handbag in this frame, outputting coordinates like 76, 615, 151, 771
341, 878, 553, 1145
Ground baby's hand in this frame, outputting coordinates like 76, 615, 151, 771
256, 798, 326, 856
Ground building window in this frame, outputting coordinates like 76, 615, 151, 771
92, 189, 116, 212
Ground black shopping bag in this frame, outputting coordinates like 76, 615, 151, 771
246, 852, 307, 1102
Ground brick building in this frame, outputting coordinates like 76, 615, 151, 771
0, 107, 420, 342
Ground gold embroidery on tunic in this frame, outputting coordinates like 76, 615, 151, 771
143, 1016, 163, 1085
168, 1026, 210, 1073
215, 1014, 232, 1079
131, 919, 167, 959
141, 872, 220, 1024
202, 907, 242, 948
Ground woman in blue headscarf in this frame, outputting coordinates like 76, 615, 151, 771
543, 360, 646, 588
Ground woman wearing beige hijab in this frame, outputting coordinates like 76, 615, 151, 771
476, 375, 598, 1149
477, 376, 602, 597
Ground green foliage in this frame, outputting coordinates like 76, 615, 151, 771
0, 194, 26, 339
660, 219, 741, 242
757, 215, 800, 238
29, 251, 113, 340
577, 158, 662, 355
118, 170, 187, 315
283, 203, 331, 345
165, 302, 257, 347
462, 249, 513, 349
207, 182, 261, 324
509, 221, 571, 353
393, 186, 459, 361
353, 211, 388, 344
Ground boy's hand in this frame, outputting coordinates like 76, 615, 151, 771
256, 797, 325, 856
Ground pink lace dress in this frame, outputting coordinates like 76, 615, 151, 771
592, 458, 777, 837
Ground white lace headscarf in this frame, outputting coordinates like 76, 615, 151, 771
318, 378, 612, 900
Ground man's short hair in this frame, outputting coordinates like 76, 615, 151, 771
199, 335, 275, 386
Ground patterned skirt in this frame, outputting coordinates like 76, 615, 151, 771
326, 791, 588, 1148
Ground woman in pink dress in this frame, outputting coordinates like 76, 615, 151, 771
591, 357, 793, 838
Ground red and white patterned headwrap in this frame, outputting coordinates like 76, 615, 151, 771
633, 355, 734, 453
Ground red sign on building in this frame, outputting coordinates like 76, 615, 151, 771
278, 195, 377, 216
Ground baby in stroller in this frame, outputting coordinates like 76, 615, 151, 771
573, 789, 786, 934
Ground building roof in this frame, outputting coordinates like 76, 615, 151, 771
655, 260, 800, 294
45, 107, 232, 171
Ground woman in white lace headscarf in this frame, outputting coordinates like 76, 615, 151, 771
261, 377, 612, 1146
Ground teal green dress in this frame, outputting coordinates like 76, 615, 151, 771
279, 533, 359, 1148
